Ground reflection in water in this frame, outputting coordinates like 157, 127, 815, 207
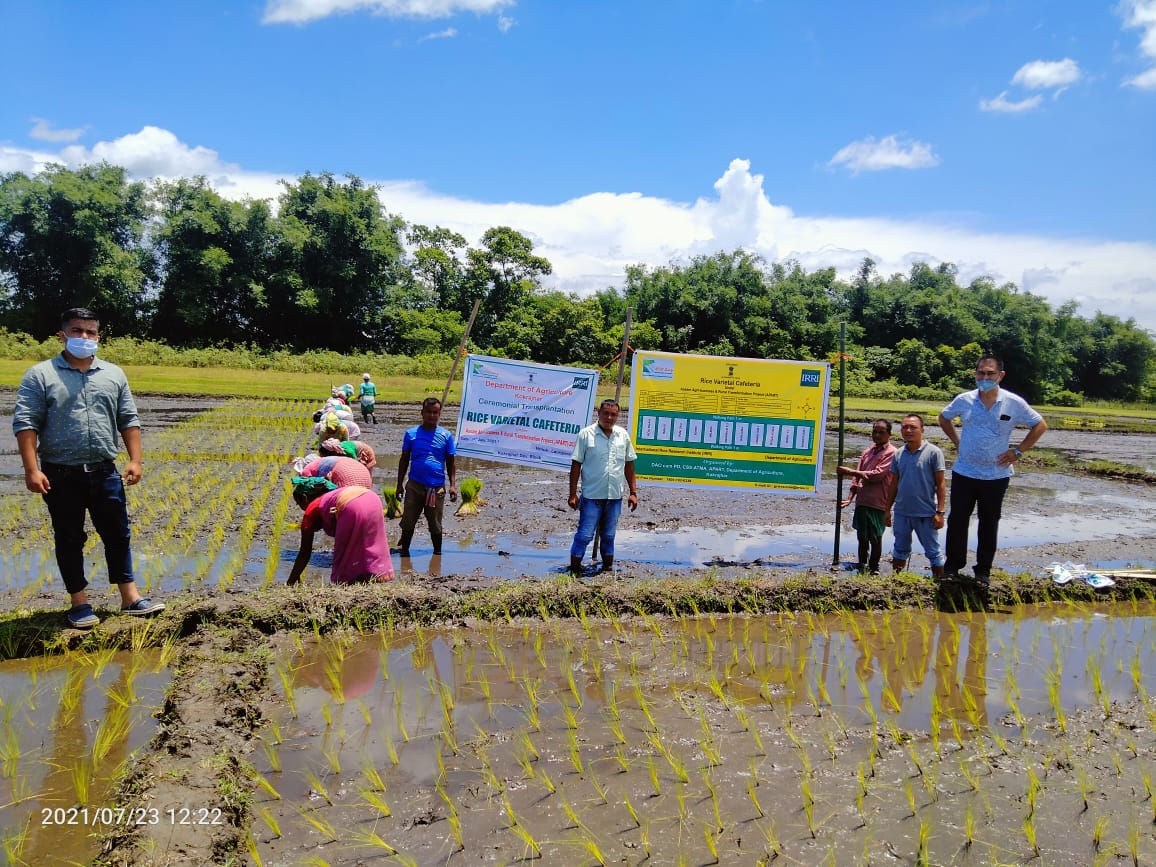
0, 651, 169, 864
255, 603, 1156, 864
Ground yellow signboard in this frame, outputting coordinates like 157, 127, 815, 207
629, 351, 830, 492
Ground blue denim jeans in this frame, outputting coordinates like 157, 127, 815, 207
41, 461, 134, 595
890, 512, 944, 567
570, 496, 623, 560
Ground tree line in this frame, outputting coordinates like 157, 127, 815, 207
1, 163, 1153, 404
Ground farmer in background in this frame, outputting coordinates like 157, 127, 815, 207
568, 399, 638, 574
837, 418, 897, 574
12, 307, 165, 628
395, 397, 457, 556
938, 354, 1047, 584
359, 372, 378, 425
287, 477, 394, 585
884, 414, 946, 579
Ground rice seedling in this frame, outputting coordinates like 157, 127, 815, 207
505, 810, 541, 859
802, 777, 817, 837
1128, 820, 1140, 867
916, 817, 931, 866
904, 781, 917, 818
70, 756, 93, 805
577, 833, 607, 866
747, 778, 764, 818
1092, 814, 1109, 851
567, 729, 584, 777
92, 706, 131, 766
590, 772, 608, 805
303, 769, 333, 805
256, 804, 282, 838
647, 755, 662, 797
523, 679, 541, 731
296, 805, 339, 842
361, 788, 392, 817
252, 769, 282, 800
538, 768, 556, 795
350, 828, 399, 854
275, 663, 297, 718
560, 699, 578, 731
624, 794, 642, 828
703, 821, 721, 864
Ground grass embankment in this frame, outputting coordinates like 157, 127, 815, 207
3, 571, 1155, 662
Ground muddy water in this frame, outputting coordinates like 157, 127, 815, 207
0, 394, 1154, 596
251, 604, 1156, 865
0, 649, 170, 865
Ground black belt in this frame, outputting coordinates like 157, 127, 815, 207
42, 460, 115, 473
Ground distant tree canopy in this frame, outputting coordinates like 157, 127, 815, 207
2, 163, 1153, 402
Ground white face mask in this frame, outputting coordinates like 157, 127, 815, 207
65, 336, 99, 359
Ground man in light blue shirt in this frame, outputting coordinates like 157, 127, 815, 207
938, 354, 1047, 584
13, 308, 165, 628
568, 400, 638, 574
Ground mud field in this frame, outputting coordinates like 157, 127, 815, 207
0, 391, 1154, 865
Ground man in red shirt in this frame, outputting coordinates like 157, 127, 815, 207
837, 419, 897, 574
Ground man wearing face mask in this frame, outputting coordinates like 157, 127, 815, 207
937, 354, 1047, 584
13, 308, 165, 628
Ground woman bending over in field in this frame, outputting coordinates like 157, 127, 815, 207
287, 477, 394, 585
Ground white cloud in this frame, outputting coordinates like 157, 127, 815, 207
1011, 58, 1082, 89
1127, 66, 1156, 87
29, 118, 88, 143
8, 128, 1156, 333
419, 26, 457, 40
1119, 0, 1156, 87
979, 91, 1044, 112
263, 0, 513, 24
497, 14, 514, 32
827, 135, 940, 174
1123, 0, 1156, 87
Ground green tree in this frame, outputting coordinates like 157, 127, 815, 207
150, 177, 274, 345
264, 172, 404, 350
406, 223, 467, 310
464, 226, 553, 346
0, 163, 153, 337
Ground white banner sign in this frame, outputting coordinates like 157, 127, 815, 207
455, 355, 600, 470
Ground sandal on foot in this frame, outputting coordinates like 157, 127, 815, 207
67, 604, 100, 628
122, 597, 165, 616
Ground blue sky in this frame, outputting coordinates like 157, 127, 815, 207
3, 0, 1155, 331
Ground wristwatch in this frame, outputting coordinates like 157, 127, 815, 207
1012, 447, 1023, 458
935, 510, 945, 516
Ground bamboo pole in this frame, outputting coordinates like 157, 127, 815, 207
833, 321, 847, 567
442, 299, 482, 406
593, 309, 633, 567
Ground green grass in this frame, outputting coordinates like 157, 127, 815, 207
4, 359, 1153, 423
0, 360, 459, 402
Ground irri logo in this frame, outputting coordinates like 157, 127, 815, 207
799, 369, 822, 387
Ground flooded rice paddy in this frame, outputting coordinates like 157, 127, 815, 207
0, 396, 1153, 593
0, 394, 1154, 863
0, 649, 172, 864
251, 603, 1156, 865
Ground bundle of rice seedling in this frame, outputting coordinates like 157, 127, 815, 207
382, 487, 402, 519
455, 477, 485, 516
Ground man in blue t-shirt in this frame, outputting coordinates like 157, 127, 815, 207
395, 397, 457, 556
885, 414, 947, 580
